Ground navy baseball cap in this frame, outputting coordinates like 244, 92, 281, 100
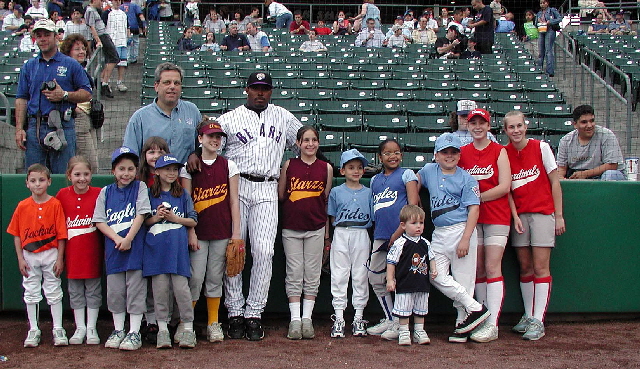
340, 148, 368, 168
14, 4, 23, 13
111, 146, 138, 163
435, 132, 462, 152
247, 72, 273, 88
155, 154, 183, 169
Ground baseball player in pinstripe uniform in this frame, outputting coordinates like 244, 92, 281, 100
216, 72, 302, 340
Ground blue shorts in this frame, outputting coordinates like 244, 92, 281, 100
116, 46, 128, 61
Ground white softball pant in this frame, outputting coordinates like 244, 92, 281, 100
190, 238, 228, 300
330, 227, 371, 311
22, 248, 63, 305
282, 227, 325, 298
224, 178, 278, 319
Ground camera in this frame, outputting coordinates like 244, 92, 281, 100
41, 81, 56, 91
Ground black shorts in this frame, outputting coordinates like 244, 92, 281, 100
99, 34, 120, 64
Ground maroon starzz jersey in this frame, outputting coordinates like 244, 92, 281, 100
191, 156, 232, 240
282, 158, 328, 231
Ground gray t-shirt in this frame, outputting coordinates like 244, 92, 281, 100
85, 6, 107, 36
556, 125, 624, 172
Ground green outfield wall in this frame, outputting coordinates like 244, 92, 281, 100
2, 175, 639, 315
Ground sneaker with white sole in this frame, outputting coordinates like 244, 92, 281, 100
470, 322, 499, 343
105, 330, 125, 348
398, 330, 411, 346
522, 318, 545, 341
413, 329, 431, 345
454, 306, 490, 334
330, 315, 345, 338
352, 318, 368, 337
381, 319, 400, 341
53, 328, 69, 346
366, 318, 393, 336
69, 327, 86, 345
301, 318, 315, 339
86, 328, 100, 345
156, 330, 172, 349
117, 83, 128, 92
512, 314, 532, 333
24, 329, 41, 348
448, 331, 469, 343
119, 331, 142, 350
287, 320, 302, 340
173, 323, 185, 343
207, 322, 224, 342
179, 330, 197, 348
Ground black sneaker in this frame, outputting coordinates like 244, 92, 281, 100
454, 306, 490, 334
245, 318, 264, 341
101, 84, 114, 98
448, 331, 469, 343
145, 323, 159, 344
227, 316, 245, 339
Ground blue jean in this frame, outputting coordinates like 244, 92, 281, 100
600, 169, 627, 181
25, 117, 76, 174
537, 30, 556, 75
127, 34, 140, 62
276, 13, 293, 29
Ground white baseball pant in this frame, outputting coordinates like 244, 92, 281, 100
330, 227, 371, 311
22, 248, 63, 305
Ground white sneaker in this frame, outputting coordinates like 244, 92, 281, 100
24, 329, 41, 348
470, 322, 499, 343
330, 315, 345, 338
413, 329, 431, 344
174, 323, 185, 343
119, 331, 142, 350
178, 330, 197, 349
352, 318, 368, 337
207, 322, 224, 342
398, 330, 411, 346
105, 330, 125, 349
53, 328, 69, 346
381, 319, 400, 341
117, 83, 128, 92
69, 327, 86, 345
366, 318, 393, 335
86, 328, 100, 345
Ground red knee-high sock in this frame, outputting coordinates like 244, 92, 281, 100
519, 274, 535, 318
475, 277, 487, 306
533, 276, 552, 322
486, 276, 505, 326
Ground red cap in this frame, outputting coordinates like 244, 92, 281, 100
198, 121, 227, 136
467, 108, 491, 122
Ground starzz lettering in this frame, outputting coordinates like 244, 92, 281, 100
192, 184, 228, 213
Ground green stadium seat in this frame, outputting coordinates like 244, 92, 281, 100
401, 151, 431, 170
375, 90, 413, 101
218, 88, 247, 100
452, 91, 490, 102
181, 76, 210, 88
519, 73, 549, 82
315, 100, 359, 114
364, 115, 409, 132
268, 63, 300, 72
409, 115, 450, 132
296, 89, 334, 100
208, 69, 238, 79
279, 79, 316, 89
486, 72, 518, 82
345, 131, 398, 152
318, 130, 344, 151
271, 89, 299, 100
333, 90, 375, 101
211, 78, 244, 89
318, 114, 363, 131
296, 113, 317, 127
490, 81, 524, 92
534, 103, 573, 118
457, 72, 489, 82
277, 99, 315, 113
316, 79, 351, 90
300, 70, 331, 79
361, 64, 392, 72
526, 91, 564, 104
457, 81, 491, 91
192, 99, 228, 114
330, 71, 363, 80
182, 88, 218, 100
393, 71, 424, 80
269, 70, 300, 79
421, 80, 457, 91
483, 64, 513, 74
359, 101, 403, 115
522, 80, 557, 92
538, 117, 575, 133
489, 102, 532, 117
400, 132, 438, 152
414, 90, 452, 102
361, 71, 393, 80
490, 91, 528, 103
543, 133, 564, 152
350, 80, 386, 90
423, 64, 452, 73
405, 101, 446, 116
386, 79, 422, 90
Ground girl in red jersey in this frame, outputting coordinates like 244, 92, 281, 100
56, 156, 103, 345
457, 109, 512, 343
278, 125, 333, 340
139, 136, 170, 187
503, 111, 566, 341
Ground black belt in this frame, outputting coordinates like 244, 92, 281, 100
240, 173, 277, 182
28, 115, 48, 121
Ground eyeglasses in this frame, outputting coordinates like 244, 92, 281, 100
381, 151, 402, 157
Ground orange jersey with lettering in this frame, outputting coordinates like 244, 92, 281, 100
7, 196, 67, 253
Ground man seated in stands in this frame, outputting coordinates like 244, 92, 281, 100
220, 22, 250, 51
355, 18, 385, 47
435, 25, 464, 59
246, 22, 271, 52
384, 25, 410, 48
299, 30, 327, 52
587, 12, 609, 34
495, 12, 515, 33
608, 11, 634, 35
385, 16, 411, 39
460, 36, 482, 59
314, 20, 332, 35
290, 11, 310, 35
449, 9, 467, 34
403, 11, 415, 30
412, 16, 437, 45
557, 104, 626, 181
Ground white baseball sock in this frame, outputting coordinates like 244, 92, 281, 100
533, 276, 552, 322
302, 299, 315, 320
129, 313, 143, 333
113, 312, 126, 331
475, 277, 487, 306
87, 308, 100, 330
354, 309, 364, 321
377, 295, 394, 320
289, 302, 301, 321
74, 308, 86, 330
51, 301, 64, 329
519, 274, 535, 317
486, 276, 505, 326
26, 303, 39, 330
334, 309, 344, 321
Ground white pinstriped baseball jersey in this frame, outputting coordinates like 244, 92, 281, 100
218, 104, 301, 179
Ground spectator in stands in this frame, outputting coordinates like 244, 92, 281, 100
300, 29, 327, 52
200, 31, 220, 52
461, 36, 482, 59
246, 22, 271, 52
121, 0, 145, 64
14, 15, 32, 37
314, 19, 332, 35
19, 22, 36, 51
355, 17, 385, 47
290, 11, 310, 35
332, 10, 352, 35
468, 0, 494, 54
48, 10, 63, 30
557, 105, 626, 181
2, 4, 24, 32
385, 16, 411, 39
461, 7, 473, 30
243, 7, 262, 28
220, 22, 250, 51
421, 8, 439, 32
608, 11, 634, 35
47, 0, 63, 19
25, 0, 47, 21
436, 25, 464, 59
523, 10, 539, 57
203, 8, 225, 34
536, 0, 562, 77
177, 26, 200, 51
0, 0, 10, 21
403, 11, 415, 30
184, 0, 199, 28
495, 12, 515, 33
105, 0, 129, 93
384, 24, 410, 48
450, 9, 468, 35
588, 12, 609, 34
489, 0, 505, 20
437, 7, 452, 28
15, 19, 92, 174
64, 7, 91, 43
233, 9, 243, 26
351, 0, 380, 32
265, 0, 293, 29
578, 0, 612, 20
86, 0, 119, 98
412, 16, 437, 45
449, 100, 497, 146
124, 62, 201, 165
158, 0, 173, 21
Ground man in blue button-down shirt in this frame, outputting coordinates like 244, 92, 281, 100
123, 62, 202, 164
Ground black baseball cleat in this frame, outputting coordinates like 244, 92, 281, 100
145, 323, 159, 344
245, 318, 264, 341
454, 306, 490, 334
227, 316, 245, 339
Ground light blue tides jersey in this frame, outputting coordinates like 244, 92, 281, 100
417, 163, 480, 227
328, 183, 373, 228
371, 168, 417, 240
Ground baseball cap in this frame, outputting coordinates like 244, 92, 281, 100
396, 15, 403, 20
340, 148, 368, 168
456, 100, 477, 116
447, 24, 460, 34
468, 108, 491, 122
14, 4, 23, 13
111, 146, 138, 164
198, 121, 227, 136
155, 154, 183, 169
32, 19, 56, 33
435, 132, 462, 152
247, 72, 273, 88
